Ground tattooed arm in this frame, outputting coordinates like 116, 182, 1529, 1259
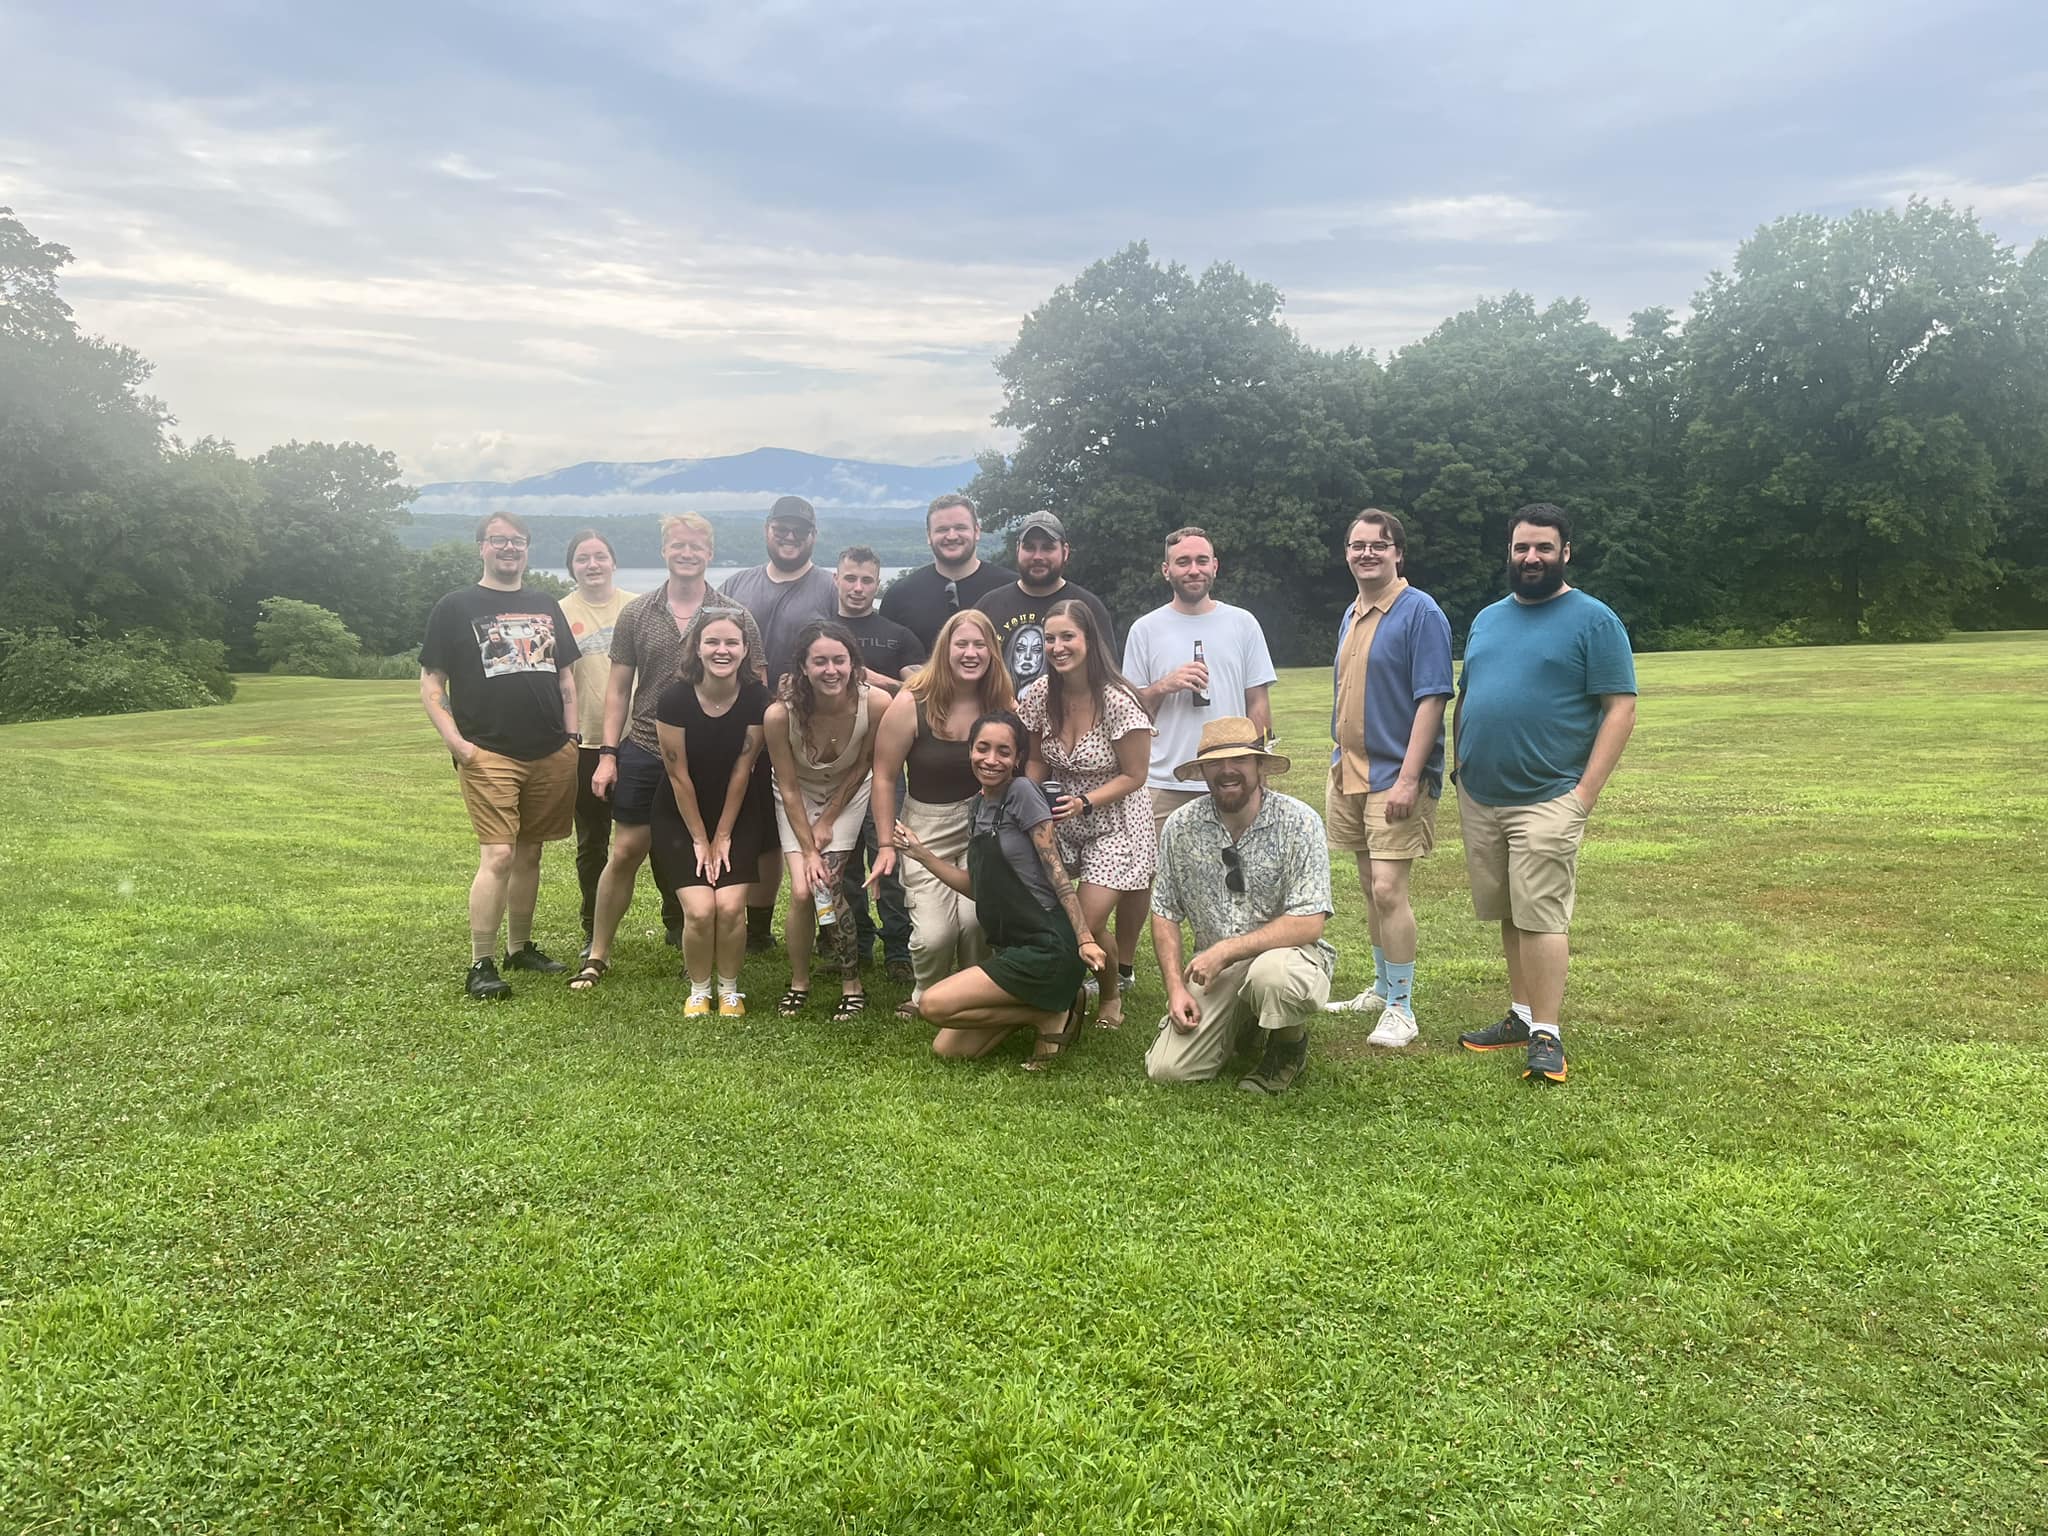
419, 667, 474, 762
1029, 820, 1108, 969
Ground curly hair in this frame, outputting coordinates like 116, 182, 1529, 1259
777, 620, 868, 751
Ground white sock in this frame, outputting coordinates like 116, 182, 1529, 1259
689, 979, 712, 999
1510, 1002, 1533, 1026
1531, 1021, 1561, 1039
717, 974, 740, 997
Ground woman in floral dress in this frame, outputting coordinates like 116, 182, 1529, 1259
1014, 598, 1155, 1029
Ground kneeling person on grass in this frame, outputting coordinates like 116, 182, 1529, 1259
419, 511, 583, 999
892, 712, 1107, 1072
1146, 719, 1335, 1093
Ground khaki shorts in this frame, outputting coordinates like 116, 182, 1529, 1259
1325, 766, 1437, 859
1456, 786, 1588, 934
1149, 786, 1207, 841
456, 743, 577, 845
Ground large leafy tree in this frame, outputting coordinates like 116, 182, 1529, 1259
1372, 293, 1663, 635
224, 440, 419, 659
967, 243, 1378, 661
0, 208, 258, 641
1681, 201, 2046, 638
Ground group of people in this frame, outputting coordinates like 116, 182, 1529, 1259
418, 489, 1636, 1090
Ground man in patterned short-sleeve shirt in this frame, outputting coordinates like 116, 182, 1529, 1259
1146, 717, 1335, 1094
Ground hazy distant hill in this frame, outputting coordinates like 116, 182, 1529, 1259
415, 447, 979, 522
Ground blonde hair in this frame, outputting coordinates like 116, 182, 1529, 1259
907, 608, 1014, 726
660, 512, 714, 549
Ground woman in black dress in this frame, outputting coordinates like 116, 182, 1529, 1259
653, 608, 770, 1017
894, 711, 1106, 1070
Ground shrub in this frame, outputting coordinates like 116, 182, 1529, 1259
352, 648, 423, 681
255, 597, 361, 677
0, 630, 221, 723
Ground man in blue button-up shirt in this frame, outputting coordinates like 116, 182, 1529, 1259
1323, 510, 1454, 1048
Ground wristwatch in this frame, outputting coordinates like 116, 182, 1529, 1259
568, 731, 585, 745
597, 743, 619, 758
1076, 790, 1093, 812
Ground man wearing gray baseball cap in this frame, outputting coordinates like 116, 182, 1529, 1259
977, 510, 1118, 689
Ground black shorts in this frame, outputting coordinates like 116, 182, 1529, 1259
612, 740, 667, 826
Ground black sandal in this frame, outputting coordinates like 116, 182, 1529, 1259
567, 958, 609, 991
832, 992, 866, 1022
778, 987, 811, 1016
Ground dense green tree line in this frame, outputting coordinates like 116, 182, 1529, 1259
972, 207, 2048, 659
5, 200, 2044, 720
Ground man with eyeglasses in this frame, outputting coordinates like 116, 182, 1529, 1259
1145, 718, 1334, 1094
718, 495, 838, 687
1321, 510, 1454, 1049
878, 493, 1016, 653
420, 511, 583, 999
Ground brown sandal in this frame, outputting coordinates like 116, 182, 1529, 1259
567, 958, 609, 991
1022, 990, 1088, 1072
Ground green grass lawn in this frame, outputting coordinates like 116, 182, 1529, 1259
3, 637, 2045, 1533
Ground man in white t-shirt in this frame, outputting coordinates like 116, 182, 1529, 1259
1117, 525, 1278, 985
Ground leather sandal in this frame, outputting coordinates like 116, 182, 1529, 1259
567, 958, 608, 991
778, 987, 811, 1016
1023, 990, 1088, 1072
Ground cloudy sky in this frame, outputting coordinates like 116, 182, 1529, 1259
6, 0, 2044, 483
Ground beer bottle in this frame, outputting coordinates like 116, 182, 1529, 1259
1191, 640, 1210, 708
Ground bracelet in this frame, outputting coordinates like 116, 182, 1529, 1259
568, 731, 584, 745
1076, 791, 1092, 812
597, 744, 619, 757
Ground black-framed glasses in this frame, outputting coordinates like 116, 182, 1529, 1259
1221, 845, 1245, 894
1347, 539, 1395, 556
482, 535, 529, 551
943, 579, 961, 612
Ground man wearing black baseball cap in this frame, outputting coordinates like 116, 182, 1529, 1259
718, 494, 838, 950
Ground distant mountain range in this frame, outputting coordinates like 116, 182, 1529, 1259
416, 447, 980, 522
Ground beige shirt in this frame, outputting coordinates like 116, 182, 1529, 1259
558, 587, 636, 742
1332, 577, 1407, 795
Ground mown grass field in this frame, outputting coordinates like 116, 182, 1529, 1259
2, 636, 2044, 1533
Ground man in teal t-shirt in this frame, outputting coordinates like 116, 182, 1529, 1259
1452, 505, 1638, 1085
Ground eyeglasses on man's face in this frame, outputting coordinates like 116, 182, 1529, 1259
1347, 539, 1395, 556
483, 535, 529, 551
1221, 845, 1245, 893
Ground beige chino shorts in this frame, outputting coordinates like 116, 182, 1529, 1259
1456, 785, 1589, 934
1325, 766, 1438, 859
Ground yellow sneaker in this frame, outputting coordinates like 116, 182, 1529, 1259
684, 992, 712, 1018
718, 991, 746, 1017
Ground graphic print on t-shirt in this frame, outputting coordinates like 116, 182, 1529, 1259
474, 613, 560, 678
1006, 623, 1047, 683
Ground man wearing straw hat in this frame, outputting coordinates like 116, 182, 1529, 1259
1145, 718, 1335, 1093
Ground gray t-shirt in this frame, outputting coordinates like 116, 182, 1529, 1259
1121, 602, 1279, 790
970, 777, 1058, 909
718, 564, 838, 685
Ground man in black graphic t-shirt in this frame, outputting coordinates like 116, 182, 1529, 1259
976, 510, 1117, 688
419, 512, 583, 999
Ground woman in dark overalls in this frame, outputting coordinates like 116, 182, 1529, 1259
893, 711, 1106, 1069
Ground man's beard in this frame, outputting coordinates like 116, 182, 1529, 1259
769, 547, 811, 574
1510, 558, 1565, 599
1207, 773, 1255, 812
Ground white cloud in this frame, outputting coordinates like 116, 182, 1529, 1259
1865, 171, 2048, 232
1381, 195, 1574, 245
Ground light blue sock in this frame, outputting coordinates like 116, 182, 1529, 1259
1385, 961, 1415, 1014
1371, 945, 1390, 999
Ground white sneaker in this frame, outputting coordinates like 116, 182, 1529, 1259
1324, 989, 1387, 1016
1366, 1005, 1418, 1048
